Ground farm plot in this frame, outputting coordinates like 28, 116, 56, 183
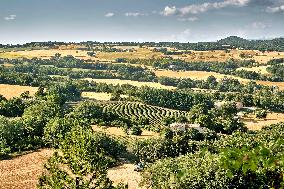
83, 78, 176, 90
103, 102, 189, 127
0, 84, 38, 99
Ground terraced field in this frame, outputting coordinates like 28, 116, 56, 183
103, 102, 188, 127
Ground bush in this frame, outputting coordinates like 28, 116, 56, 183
141, 123, 284, 189
22, 102, 62, 137
44, 117, 90, 147
255, 109, 268, 119
130, 125, 142, 136
39, 127, 127, 188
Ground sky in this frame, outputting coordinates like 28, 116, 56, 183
1, 0, 284, 44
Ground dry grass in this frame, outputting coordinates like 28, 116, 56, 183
2, 48, 162, 62
108, 163, 143, 189
92, 125, 159, 139
154, 70, 284, 90
155, 70, 245, 81
243, 113, 284, 130
172, 50, 284, 63
83, 78, 176, 90
2, 47, 284, 64
236, 65, 271, 75
0, 84, 38, 99
256, 80, 284, 90
0, 149, 52, 189
2, 49, 89, 59
96, 48, 162, 61
81, 92, 112, 101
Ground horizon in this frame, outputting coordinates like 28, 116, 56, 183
1, 0, 284, 44
2, 35, 284, 46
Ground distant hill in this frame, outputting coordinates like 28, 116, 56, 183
217, 36, 250, 46
1, 36, 284, 52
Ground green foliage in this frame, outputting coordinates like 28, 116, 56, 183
44, 117, 90, 147
131, 128, 216, 163
38, 127, 126, 189
255, 109, 268, 119
0, 116, 42, 157
141, 123, 284, 189
104, 102, 189, 129
22, 101, 62, 137
0, 97, 25, 117
129, 125, 142, 136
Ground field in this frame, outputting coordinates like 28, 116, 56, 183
81, 92, 112, 101
108, 163, 143, 189
2, 46, 284, 63
83, 78, 176, 90
92, 125, 159, 139
154, 70, 284, 90
103, 102, 188, 128
154, 70, 243, 80
0, 47, 163, 62
0, 84, 38, 99
243, 112, 284, 130
236, 65, 271, 75
0, 149, 52, 189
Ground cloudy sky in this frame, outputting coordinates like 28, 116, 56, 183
1, 0, 284, 44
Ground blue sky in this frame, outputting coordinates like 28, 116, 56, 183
1, 0, 284, 44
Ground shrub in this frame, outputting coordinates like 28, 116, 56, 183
44, 117, 90, 147
39, 127, 127, 188
130, 125, 143, 136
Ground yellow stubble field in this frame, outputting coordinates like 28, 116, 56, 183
0, 84, 38, 99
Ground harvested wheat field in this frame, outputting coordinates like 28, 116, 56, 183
3, 49, 90, 59
0, 149, 52, 189
92, 125, 159, 139
155, 70, 284, 90
236, 65, 271, 75
96, 48, 162, 61
84, 78, 176, 90
0, 84, 38, 99
81, 92, 112, 101
243, 113, 284, 131
155, 70, 245, 81
108, 163, 143, 189
256, 80, 284, 90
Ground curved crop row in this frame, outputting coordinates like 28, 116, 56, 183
103, 102, 188, 127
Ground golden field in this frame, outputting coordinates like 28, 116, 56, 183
243, 113, 284, 131
0, 84, 38, 99
81, 92, 112, 101
2, 46, 283, 63
83, 78, 176, 90
154, 70, 284, 90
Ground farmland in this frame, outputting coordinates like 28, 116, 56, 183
0, 37, 284, 189
0, 84, 38, 99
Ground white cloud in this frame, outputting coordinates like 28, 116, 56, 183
266, 4, 284, 13
4, 15, 16, 21
251, 22, 267, 29
178, 17, 199, 22
171, 29, 192, 42
162, 0, 250, 16
125, 12, 146, 17
162, 6, 177, 16
104, 12, 114, 17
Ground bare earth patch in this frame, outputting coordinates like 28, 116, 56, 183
0, 149, 52, 189
0, 84, 38, 99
